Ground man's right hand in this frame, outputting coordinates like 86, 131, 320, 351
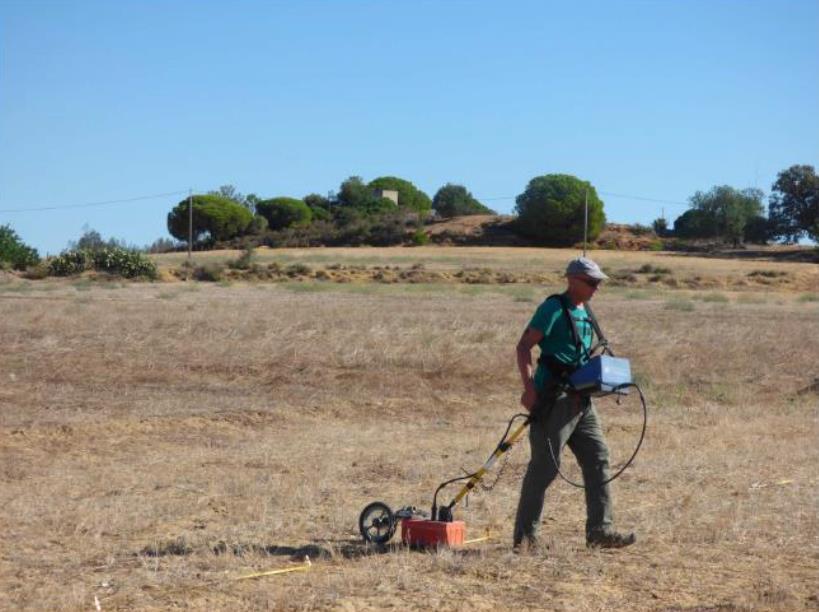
520, 384, 538, 411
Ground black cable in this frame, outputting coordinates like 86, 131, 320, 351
547, 383, 648, 489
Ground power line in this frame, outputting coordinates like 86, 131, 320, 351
598, 191, 688, 208
0, 189, 190, 214
479, 191, 689, 208
0, 186, 690, 215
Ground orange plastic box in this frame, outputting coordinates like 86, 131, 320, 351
401, 518, 466, 548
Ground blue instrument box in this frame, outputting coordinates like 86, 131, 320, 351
569, 355, 632, 396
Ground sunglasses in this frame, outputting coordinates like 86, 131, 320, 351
577, 277, 602, 289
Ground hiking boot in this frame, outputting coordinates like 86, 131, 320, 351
513, 535, 545, 555
586, 530, 636, 549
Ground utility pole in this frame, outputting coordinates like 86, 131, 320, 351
187, 189, 193, 281
583, 190, 589, 257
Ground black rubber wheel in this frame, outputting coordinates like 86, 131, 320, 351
358, 501, 396, 544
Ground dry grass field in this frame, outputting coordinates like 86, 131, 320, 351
1, 247, 818, 611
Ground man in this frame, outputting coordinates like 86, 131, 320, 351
513, 256, 635, 551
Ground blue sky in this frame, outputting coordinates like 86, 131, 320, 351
2, 0, 817, 254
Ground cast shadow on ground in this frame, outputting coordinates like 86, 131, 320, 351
139, 537, 486, 560
212, 538, 487, 560
211, 539, 391, 560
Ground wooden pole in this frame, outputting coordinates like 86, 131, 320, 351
187, 189, 193, 280
583, 189, 588, 257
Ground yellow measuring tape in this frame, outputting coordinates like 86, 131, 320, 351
233, 534, 493, 580
234, 556, 312, 581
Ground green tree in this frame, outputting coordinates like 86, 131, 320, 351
674, 186, 764, 245
303, 193, 333, 222
248, 215, 269, 234
652, 217, 669, 237
0, 224, 40, 270
768, 164, 819, 242
743, 215, 771, 244
673, 208, 711, 239
69, 226, 131, 252
337, 176, 374, 208
208, 184, 255, 210
337, 177, 395, 215
514, 174, 605, 246
432, 183, 495, 217
256, 197, 313, 230
167, 194, 255, 244
368, 176, 432, 215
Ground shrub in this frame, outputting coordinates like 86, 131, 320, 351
91, 248, 158, 279
147, 237, 180, 253
0, 225, 40, 270
285, 263, 312, 277
49, 250, 92, 276
636, 264, 672, 275
630, 223, 653, 236
227, 246, 256, 270
410, 229, 430, 246
259, 213, 408, 248
192, 262, 225, 282
21, 262, 49, 280
49, 247, 157, 279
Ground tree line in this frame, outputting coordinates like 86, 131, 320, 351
658, 164, 818, 245
163, 173, 604, 249
166, 176, 495, 248
1, 165, 816, 273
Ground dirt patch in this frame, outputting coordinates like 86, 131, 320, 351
592, 223, 661, 251
424, 215, 528, 246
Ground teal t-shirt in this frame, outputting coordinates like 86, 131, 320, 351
528, 294, 595, 390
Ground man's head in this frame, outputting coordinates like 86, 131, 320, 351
565, 256, 608, 301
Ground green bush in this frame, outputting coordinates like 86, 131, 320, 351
285, 263, 312, 277
49, 250, 92, 276
91, 248, 158, 279
49, 247, 157, 279
192, 262, 225, 282
256, 197, 313, 230
228, 247, 256, 270
636, 264, 672, 275
630, 223, 654, 236
410, 229, 430, 246
260, 214, 408, 248
0, 225, 40, 270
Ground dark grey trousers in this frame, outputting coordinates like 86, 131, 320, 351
513, 391, 614, 544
